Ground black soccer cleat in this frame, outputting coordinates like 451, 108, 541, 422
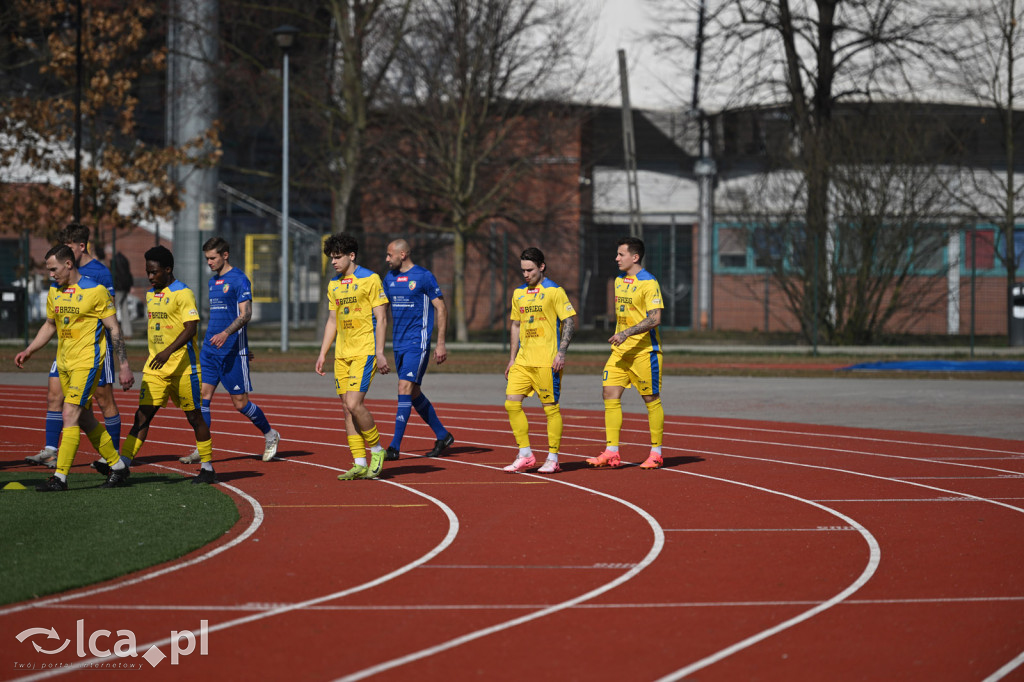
101, 466, 131, 489
36, 475, 69, 492
91, 459, 112, 476
191, 468, 218, 485
426, 433, 455, 458
385, 446, 400, 461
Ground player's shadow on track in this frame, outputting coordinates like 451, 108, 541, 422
663, 455, 704, 468
432, 445, 488, 457
382, 463, 444, 477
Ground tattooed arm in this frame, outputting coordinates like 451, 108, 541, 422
609, 308, 661, 347
102, 314, 135, 390
552, 315, 576, 371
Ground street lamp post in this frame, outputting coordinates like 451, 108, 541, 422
72, 0, 83, 222
273, 25, 299, 353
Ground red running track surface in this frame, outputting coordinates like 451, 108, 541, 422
1, 385, 1022, 681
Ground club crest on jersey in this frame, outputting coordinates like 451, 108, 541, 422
223, 284, 230, 293
77, 294, 83, 302
408, 281, 416, 290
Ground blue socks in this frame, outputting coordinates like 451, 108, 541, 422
45, 410, 63, 450
104, 415, 121, 452
201, 399, 212, 427
390, 395, 413, 449
239, 401, 271, 435
412, 393, 447, 439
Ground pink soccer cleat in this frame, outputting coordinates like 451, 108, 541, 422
586, 449, 621, 468
503, 454, 536, 473
537, 459, 561, 474
639, 451, 663, 469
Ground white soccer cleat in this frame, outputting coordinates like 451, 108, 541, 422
179, 448, 201, 464
262, 429, 281, 462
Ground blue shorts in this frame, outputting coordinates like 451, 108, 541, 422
51, 348, 112, 387
199, 347, 253, 395
393, 346, 431, 385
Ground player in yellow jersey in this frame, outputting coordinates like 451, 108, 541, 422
586, 237, 665, 470
116, 246, 217, 484
502, 247, 577, 473
15, 245, 134, 492
315, 233, 391, 480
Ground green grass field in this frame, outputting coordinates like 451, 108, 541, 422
0, 471, 239, 606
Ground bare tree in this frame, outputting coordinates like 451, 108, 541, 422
0, 0, 220, 242
374, 0, 589, 341
647, 0, 960, 343
937, 0, 1024, 307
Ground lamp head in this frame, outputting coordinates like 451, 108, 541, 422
273, 24, 300, 51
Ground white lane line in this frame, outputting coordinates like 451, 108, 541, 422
379, 419, 1024, 478
336, 440, 879, 682
335, 453, 666, 682
813, 498, 1024, 503
648, 467, 880, 682
663, 527, 856, 532
986, 651, 1024, 682
0, 451, 265, 618
43, 594, 1024, 612
11, 462, 461, 682
651, 445, 1024, 680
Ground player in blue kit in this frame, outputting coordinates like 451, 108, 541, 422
382, 239, 454, 460
25, 224, 124, 469
179, 237, 281, 464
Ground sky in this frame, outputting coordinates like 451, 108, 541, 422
586, 0, 688, 111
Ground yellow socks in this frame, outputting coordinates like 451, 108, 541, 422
347, 433, 366, 461
543, 403, 562, 454
121, 434, 144, 461
361, 425, 381, 450
196, 439, 213, 464
646, 397, 664, 448
85, 424, 119, 466
505, 400, 531, 448
56, 425, 80, 475
604, 398, 622, 447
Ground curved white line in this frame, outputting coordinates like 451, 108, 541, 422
654, 469, 881, 681
0, 452, 265, 618
12, 458, 461, 682
337, 455, 667, 681
654, 445, 1024, 679
338, 442, 881, 682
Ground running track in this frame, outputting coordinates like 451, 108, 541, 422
1, 384, 1023, 681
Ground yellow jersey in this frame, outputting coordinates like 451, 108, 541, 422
510, 278, 576, 367
327, 266, 388, 358
612, 269, 664, 356
47, 276, 115, 372
145, 280, 201, 377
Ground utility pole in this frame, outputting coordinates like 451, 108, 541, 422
692, 0, 715, 330
167, 0, 218, 314
618, 49, 642, 240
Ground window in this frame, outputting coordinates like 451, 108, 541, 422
964, 228, 996, 270
717, 227, 748, 269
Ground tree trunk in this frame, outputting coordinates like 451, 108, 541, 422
453, 228, 469, 342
